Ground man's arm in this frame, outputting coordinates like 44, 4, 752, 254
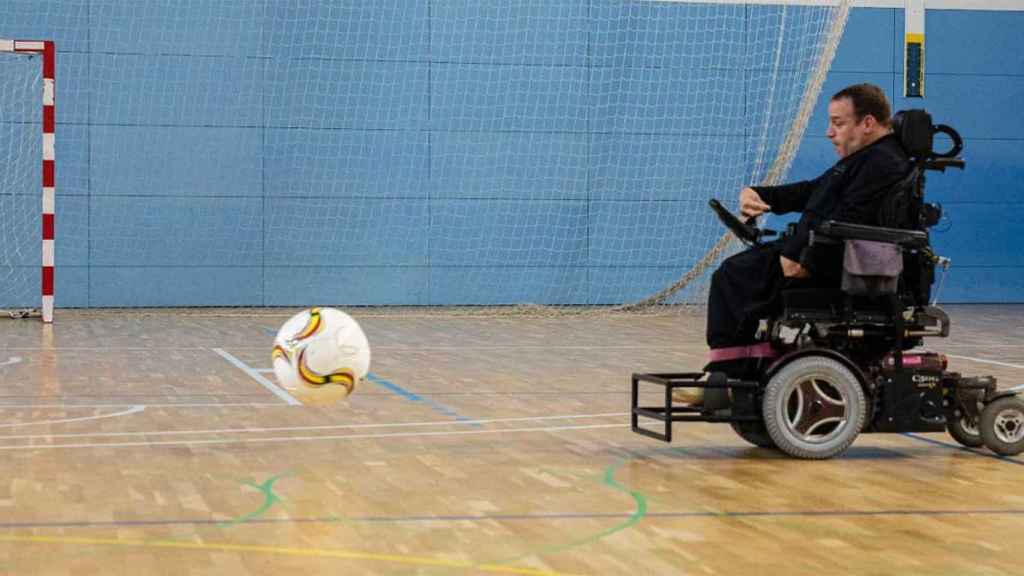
752, 174, 825, 215
781, 155, 907, 274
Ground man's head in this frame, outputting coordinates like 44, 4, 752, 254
827, 83, 893, 158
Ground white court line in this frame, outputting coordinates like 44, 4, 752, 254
0, 356, 22, 367
0, 406, 143, 428
945, 354, 1024, 371
0, 422, 625, 450
212, 348, 300, 406
0, 402, 289, 409
0, 412, 629, 440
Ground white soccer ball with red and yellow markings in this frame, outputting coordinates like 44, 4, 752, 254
272, 307, 370, 405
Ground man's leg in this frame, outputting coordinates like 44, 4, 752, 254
705, 243, 782, 379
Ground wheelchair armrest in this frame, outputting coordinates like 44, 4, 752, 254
814, 221, 929, 248
925, 157, 965, 172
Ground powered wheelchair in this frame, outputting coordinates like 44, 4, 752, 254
631, 110, 1024, 459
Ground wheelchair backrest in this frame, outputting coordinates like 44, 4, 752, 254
875, 110, 963, 307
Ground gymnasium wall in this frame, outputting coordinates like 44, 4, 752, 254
1, 1, 1021, 307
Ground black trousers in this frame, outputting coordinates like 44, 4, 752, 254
706, 241, 843, 351
706, 242, 785, 350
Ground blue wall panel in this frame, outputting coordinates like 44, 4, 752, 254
264, 198, 429, 267
829, 8, 894, 73
429, 200, 587, 267
266, 60, 429, 130
434, 1, 588, 66
590, 0, 745, 70
90, 197, 263, 266
592, 66, 745, 135
55, 266, 89, 308
589, 200, 705, 266
90, 267, 263, 307
59, 125, 90, 197
590, 134, 747, 201
91, 126, 262, 197
92, 0, 264, 57
432, 63, 588, 132
429, 267, 588, 305
265, 129, 429, 199
931, 203, 1024, 267
91, 54, 263, 127
939, 267, 1024, 303
265, 267, 429, 306
57, 54, 90, 125
432, 132, 588, 200
266, 2, 429, 61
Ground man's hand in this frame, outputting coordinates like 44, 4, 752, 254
739, 187, 771, 218
780, 255, 810, 278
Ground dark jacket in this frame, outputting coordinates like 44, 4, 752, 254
752, 133, 910, 274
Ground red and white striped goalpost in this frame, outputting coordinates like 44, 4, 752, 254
0, 39, 55, 323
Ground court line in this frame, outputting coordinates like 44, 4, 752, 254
3, 507, 1024, 530
0, 412, 628, 440
212, 348, 300, 406
0, 535, 578, 576
0, 423, 624, 450
902, 433, 1024, 466
0, 402, 288, 409
364, 372, 477, 424
0, 406, 143, 428
945, 354, 1024, 371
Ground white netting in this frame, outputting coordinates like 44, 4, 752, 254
4, 1, 851, 315
0, 46, 41, 315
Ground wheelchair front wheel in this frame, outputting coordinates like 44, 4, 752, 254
947, 414, 984, 448
980, 396, 1024, 456
762, 356, 866, 459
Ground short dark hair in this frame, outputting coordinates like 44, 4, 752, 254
831, 83, 892, 126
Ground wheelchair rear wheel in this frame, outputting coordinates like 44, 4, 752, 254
762, 356, 866, 459
980, 396, 1024, 456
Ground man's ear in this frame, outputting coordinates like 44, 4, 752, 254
861, 114, 878, 131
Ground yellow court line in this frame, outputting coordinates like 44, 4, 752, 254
0, 534, 582, 576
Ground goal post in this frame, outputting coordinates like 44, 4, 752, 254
0, 39, 55, 322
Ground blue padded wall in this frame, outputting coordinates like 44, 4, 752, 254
0, 2, 1020, 306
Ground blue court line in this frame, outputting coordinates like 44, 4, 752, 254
901, 433, 1024, 466
365, 372, 478, 426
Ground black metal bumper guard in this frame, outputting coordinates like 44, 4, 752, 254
631, 372, 761, 442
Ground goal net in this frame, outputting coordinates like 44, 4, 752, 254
0, 40, 52, 321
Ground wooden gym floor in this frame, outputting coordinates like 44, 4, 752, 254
0, 306, 1021, 575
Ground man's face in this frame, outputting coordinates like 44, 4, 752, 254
826, 97, 873, 158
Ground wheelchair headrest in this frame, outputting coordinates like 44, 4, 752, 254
892, 109, 963, 160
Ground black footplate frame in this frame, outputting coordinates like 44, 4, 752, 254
630, 372, 760, 442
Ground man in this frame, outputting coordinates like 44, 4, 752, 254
693, 83, 911, 399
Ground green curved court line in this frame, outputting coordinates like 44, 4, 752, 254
219, 473, 291, 528
494, 459, 648, 564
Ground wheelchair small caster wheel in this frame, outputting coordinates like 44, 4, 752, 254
980, 396, 1024, 456
947, 414, 984, 448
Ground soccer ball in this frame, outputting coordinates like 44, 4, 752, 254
272, 307, 371, 405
